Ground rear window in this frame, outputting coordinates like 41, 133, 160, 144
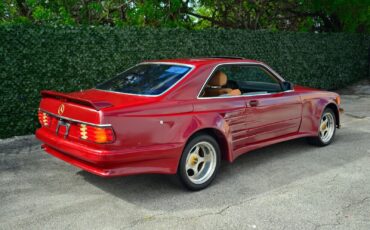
96, 63, 192, 96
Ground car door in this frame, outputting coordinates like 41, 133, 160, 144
244, 91, 302, 144
233, 64, 302, 144
223, 64, 302, 145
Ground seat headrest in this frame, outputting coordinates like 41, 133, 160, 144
208, 71, 227, 87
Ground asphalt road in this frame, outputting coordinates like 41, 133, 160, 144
1, 95, 370, 230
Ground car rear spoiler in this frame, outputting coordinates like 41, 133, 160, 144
41, 90, 113, 110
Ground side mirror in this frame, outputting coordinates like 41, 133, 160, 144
281, 81, 294, 91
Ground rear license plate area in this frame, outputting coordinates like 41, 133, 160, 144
56, 119, 71, 139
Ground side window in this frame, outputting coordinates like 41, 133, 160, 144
238, 66, 279, 84
200, 64, 282, 97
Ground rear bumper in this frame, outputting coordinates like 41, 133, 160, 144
36, 128, 182, 177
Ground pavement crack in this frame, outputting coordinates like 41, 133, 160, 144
343, 196, 370, 211
121, 197, 257, 229
345, 113, 367, 119
196, 197, 257, 218
327, 173, 339, 184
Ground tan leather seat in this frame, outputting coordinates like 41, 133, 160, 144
204, 71, 241, 97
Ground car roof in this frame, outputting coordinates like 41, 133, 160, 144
144, 57, 261, 67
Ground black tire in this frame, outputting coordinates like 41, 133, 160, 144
177, 134, 221, 191
307, 108, 336, 146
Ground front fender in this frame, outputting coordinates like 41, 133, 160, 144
299, 93, 339, 135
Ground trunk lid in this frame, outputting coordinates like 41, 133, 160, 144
39, 89, 157, 124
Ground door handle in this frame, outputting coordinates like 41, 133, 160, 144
249, 100, 259, 107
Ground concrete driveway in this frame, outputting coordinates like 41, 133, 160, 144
1, 95, 370, 230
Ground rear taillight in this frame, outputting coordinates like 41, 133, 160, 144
38, 111, 51, 127
79, 124, 115, 144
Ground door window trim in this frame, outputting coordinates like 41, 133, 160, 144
197, 62, 293, 99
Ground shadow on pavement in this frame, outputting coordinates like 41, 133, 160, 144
78, 128, 368, 212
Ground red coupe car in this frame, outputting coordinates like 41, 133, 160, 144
36, 57, 341, 190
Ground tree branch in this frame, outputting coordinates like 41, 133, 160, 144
184, 11, 232, 28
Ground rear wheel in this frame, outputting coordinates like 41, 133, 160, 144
307, 108, 336, 146
177, 134, 221, 191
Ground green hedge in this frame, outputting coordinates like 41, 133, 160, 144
0, 25, 369, 138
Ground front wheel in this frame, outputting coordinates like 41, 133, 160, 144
307, 108, 336, 146
177, 134, 221, 191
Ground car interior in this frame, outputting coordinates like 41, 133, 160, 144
203, 71, 242, 97
201, 66, 283, 97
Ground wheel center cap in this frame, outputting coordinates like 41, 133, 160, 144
190, 154, 198, 165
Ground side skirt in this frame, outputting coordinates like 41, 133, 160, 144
231, 132, 315, 162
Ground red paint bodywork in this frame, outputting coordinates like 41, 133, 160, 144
36, 58, 341, 177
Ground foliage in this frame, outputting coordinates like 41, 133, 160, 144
0, 25, 369, 138
0, 0, 195, 28
293, 0, 370, 33
1, 0, 369, 33
191, 0, 370, 32
187, 0, 296, 30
